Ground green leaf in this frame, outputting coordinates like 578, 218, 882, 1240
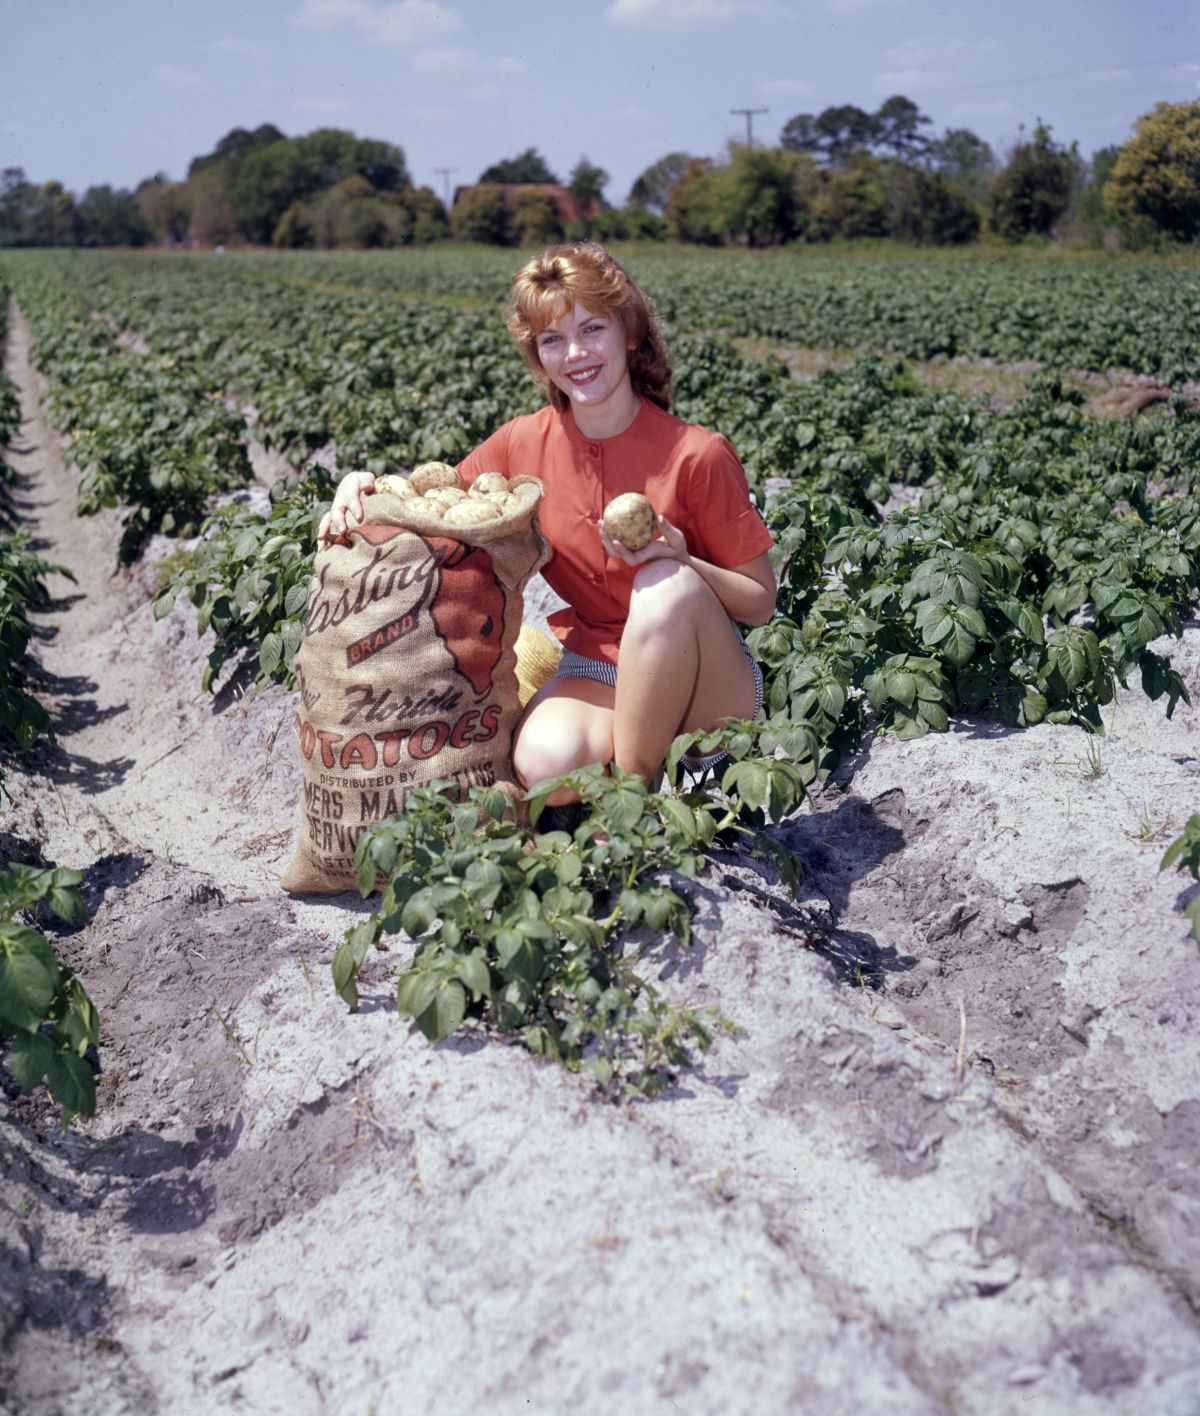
433, 980, 467, 1040
456, 952, 492, 999
46, 1051, 96, 1118
8, 1031, 54, 1092
659, 797, 698, 839
0, 927, 60, 1031
259, 632, 282, 678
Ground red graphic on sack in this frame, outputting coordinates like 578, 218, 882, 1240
424, 536, 505, 697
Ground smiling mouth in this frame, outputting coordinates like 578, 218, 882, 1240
567, 366, 601, 385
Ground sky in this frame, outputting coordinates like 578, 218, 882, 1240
4, 0, 1198, 207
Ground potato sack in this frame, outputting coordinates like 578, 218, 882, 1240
280, 474, 548, 894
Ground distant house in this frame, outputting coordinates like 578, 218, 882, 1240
451, 183, 602, 224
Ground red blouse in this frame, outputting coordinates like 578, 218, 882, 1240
457, 399, 773, 663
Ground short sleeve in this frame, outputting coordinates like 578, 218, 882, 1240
681, 435, 774, 568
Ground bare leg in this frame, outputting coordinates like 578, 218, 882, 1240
613, 560, 757, 784
511, 564, 756, 799
512, 677, 615, 805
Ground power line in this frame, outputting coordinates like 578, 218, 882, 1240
434, 166, 458, 209
730, 106, 769, 146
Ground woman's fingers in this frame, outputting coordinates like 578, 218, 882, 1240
599, 514, 685, 566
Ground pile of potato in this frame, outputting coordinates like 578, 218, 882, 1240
375, 461, 530, 528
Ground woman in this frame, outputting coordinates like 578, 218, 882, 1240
319, 242, 776, 810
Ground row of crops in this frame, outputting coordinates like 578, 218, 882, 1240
0, 271, 102, 1124
69, 245, 1197, 380
1, 246, 1198, 1093
4, 249, 1198, 746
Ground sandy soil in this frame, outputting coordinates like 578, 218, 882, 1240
3, 297, 1200, 1416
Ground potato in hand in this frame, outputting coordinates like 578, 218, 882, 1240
603, 492, 656, 551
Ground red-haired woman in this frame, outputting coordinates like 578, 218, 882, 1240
320, 243, 776, 815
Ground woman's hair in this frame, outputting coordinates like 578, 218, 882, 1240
507, 242, 672, 411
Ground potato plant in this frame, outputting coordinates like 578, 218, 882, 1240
0, 865, 99, 1128
0, 533, 69, 782
153, 465, 334, 693
1161, 816, 1200, 945
334, 740, 806, 1096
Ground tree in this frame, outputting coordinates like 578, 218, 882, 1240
76, 185, 152, 247
1103, 101, 1200, 243
134, 174, 191, 244
990, 121, 1080, 239
568, 157, 608, 214
398, 186, 448, 244
0, 168, 34, 245
889, 168, 979, 245
813, 105, 877, 165
810, 152, 890, 240
724, 145, 818, 245
1074, 145, 1121, 229
189, 124, 286, 178
666, 158, 727, 244
510, 189, 562, 246
873, 95, 931, 161
26, 181, 78, 246
928, 128, 994, 196
273, 202, 316, 248
188, 169, 238, 245
479, 148, 557, 184
451, 183, 512, 244
627, 152, 690, 214
780, 113, 820, 157
228, 129, 410, 243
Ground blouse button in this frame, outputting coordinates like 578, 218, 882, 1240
588, 510, 599, 522
587, 444, 600, 457
591, 572, 603, 584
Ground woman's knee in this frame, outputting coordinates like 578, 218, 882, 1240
511, 695, 613, 788
628, 560, 709, 632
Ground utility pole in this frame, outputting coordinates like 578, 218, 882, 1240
435, 167, 458, 210
730, 107, 769, 147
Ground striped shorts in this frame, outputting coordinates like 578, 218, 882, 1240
553, 629, 764, 775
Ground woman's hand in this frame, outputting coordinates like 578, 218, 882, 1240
317, 470, 377, 544
599, 514, 690, 568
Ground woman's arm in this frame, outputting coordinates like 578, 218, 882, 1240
602, 517, 777, 626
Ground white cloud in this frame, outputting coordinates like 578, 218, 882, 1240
607, 0, 776, 31
291, 0, 459, 44
875, 33, 1000, 93
155, 63, 203, 89
761, 78, 813, 98
413, 47, 527, 77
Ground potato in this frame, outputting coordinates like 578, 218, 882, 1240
443, 499, 501, 528
603, 492, 656, 551
374, 473, 416, 500
423, 486, 467, 509
470, 471, 510, 498
410, 461, 463, 495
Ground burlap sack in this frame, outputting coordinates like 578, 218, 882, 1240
281, 480, 548, 894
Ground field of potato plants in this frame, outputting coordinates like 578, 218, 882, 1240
2, 245, 1200, 1415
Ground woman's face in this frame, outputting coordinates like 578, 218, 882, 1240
533, 300, 635, 421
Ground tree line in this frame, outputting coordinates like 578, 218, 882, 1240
1, 98, 1196, 251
